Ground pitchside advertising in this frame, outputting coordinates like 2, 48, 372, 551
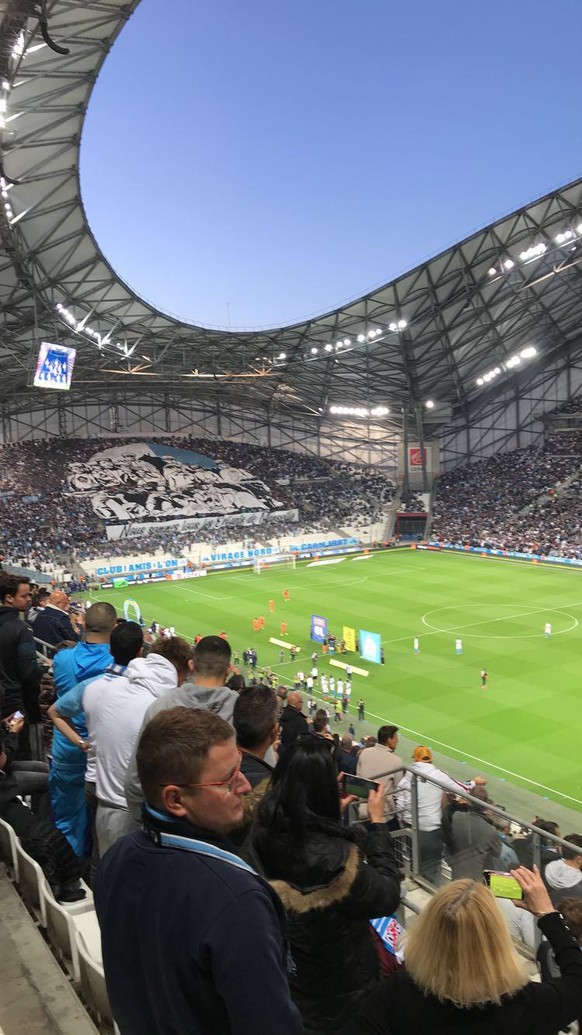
359, 630, 382, 664
310, 615, 328, 643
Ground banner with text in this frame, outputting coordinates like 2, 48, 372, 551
311, 614, 328, 644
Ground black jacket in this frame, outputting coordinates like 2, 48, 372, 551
341, 912, 582, 1035
240, 749, 274, 790
32, 606, 79, 647
279, 705, 308, 754
251, 822, 400, 1033
0, 606, 44, 721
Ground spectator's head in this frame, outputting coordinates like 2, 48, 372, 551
312, 708, 328, 733
555, 898, 582, 944
0, 573, 32, 611
413, 745, 433, 763
226, 672, 246, 694
537, 819, 561, 843
150, 636, 194, 685
340, 735, 353, 752
261, 734, 341, 835
50, 589, 70, 611
193, 635, 231, 686
561, 834, 582, 867
33, 588, 50, 607
405, 879, 527, 1007
287, 691, 303, 711
233, 684, 279, 756
137, 707, 249, 833
110, 621, 143, 667
378, 725, 399, 750
84, 601, 117, 640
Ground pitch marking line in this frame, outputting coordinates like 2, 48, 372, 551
298, 687, 582, 808
376, 601, 582, 646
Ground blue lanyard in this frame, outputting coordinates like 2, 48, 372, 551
145, 807, 258, 876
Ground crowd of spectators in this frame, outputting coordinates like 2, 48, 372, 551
1, 569, 582, 1033
0, 436, 395, 572
432, 429, 582, 558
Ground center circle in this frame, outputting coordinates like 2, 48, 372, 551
421, 603, 578, 639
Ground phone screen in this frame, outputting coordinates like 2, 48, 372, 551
484, 871, 523, 900
344, 774, 379, 800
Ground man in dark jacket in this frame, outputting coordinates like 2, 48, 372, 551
0, 573, 45, 758
279, 691, 308, 757
233, 683, 279, 789
32, 590, 80, 647
444, 786, 499, 881
94, 707, 302, 1035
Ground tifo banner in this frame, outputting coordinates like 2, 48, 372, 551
359, 629, 382, 664
343, 626, 357, 652
67, 441, 289, 528
106, 508, 298, 540
311, 614, 328, 643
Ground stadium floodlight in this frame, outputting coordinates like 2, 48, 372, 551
520, 345, 537, 359
477, 377, 484, 385
425, 399, 434, 409
277, 352, 286, 360
397, 319, 407, 330
555, 230, 574, 244
2, 81, 9, 90
358, 334, 366, 342
519, 243, 547, 262
389, 322, 398, 332
343, 338, 351, 346
488, 267, 497, 275
367, 330, 376, 339
311, 346, 318, 354
324, 343, 333, 352
503, 259, 515, 270
577, 224, 582, 234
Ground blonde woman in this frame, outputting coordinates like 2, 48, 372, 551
341, 865, 582, 1034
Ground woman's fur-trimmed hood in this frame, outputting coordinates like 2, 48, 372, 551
269, 843, 360, 913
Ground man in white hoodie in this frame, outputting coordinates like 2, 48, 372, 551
544, 834, 582, 906
125, 635, 239, 822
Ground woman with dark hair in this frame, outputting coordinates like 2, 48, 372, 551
249, 734, 400, 1034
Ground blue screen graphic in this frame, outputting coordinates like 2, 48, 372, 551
310, 614, 328, 643
359, 629, 382, 664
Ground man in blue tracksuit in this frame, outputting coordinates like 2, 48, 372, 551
94, 707, 302, 1035
49, 602, 117, 857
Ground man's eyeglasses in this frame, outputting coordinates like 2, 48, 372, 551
162, 751, 244, 795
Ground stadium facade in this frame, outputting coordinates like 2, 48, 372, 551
0, 0, 580, 470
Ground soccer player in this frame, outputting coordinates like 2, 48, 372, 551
253, 618, 260, 634
280, 621, 287, 637
329, 676, 335, 698
321, 674, 329, 698
337, 677, 344, 700
269, 599, 275, 613
480, 668, 488, 688
311, 664, 318, 682
279, 648, 285, 663
413, 637, 420, 654
455, 638, 463, 654
544, 622, 552, 638
282, 589, 290, 602
259, 616, 265, 630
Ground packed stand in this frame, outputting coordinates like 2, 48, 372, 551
432, 432, 582, 559
0, 436, 395, 571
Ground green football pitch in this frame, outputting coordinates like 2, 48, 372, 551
86, 549, 582, 812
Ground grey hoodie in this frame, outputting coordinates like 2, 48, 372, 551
124, 681, 239, 822
545, 857, 582, 902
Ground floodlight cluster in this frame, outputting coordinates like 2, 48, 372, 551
329, 405, 390, 418
54, 303, 133, 356
476, 346, 537, 386
488, 224, 582, 277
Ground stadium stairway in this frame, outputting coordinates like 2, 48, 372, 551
0, 867, 99, 1035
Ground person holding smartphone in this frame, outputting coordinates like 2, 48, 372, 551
249, 735, 400, 1035
340, 865, 582, 1035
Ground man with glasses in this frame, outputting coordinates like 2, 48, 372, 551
94, 707, 302, 1035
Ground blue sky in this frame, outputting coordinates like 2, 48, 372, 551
81, 0, 582, 329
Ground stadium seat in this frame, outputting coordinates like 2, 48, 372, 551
74, 924, 113, 1026
0, 815, 19, 880
71, 909, 103, 966
15, 839, 47, 926
41, 876, 96, 983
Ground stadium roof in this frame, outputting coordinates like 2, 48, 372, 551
1, 0, 582, 431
